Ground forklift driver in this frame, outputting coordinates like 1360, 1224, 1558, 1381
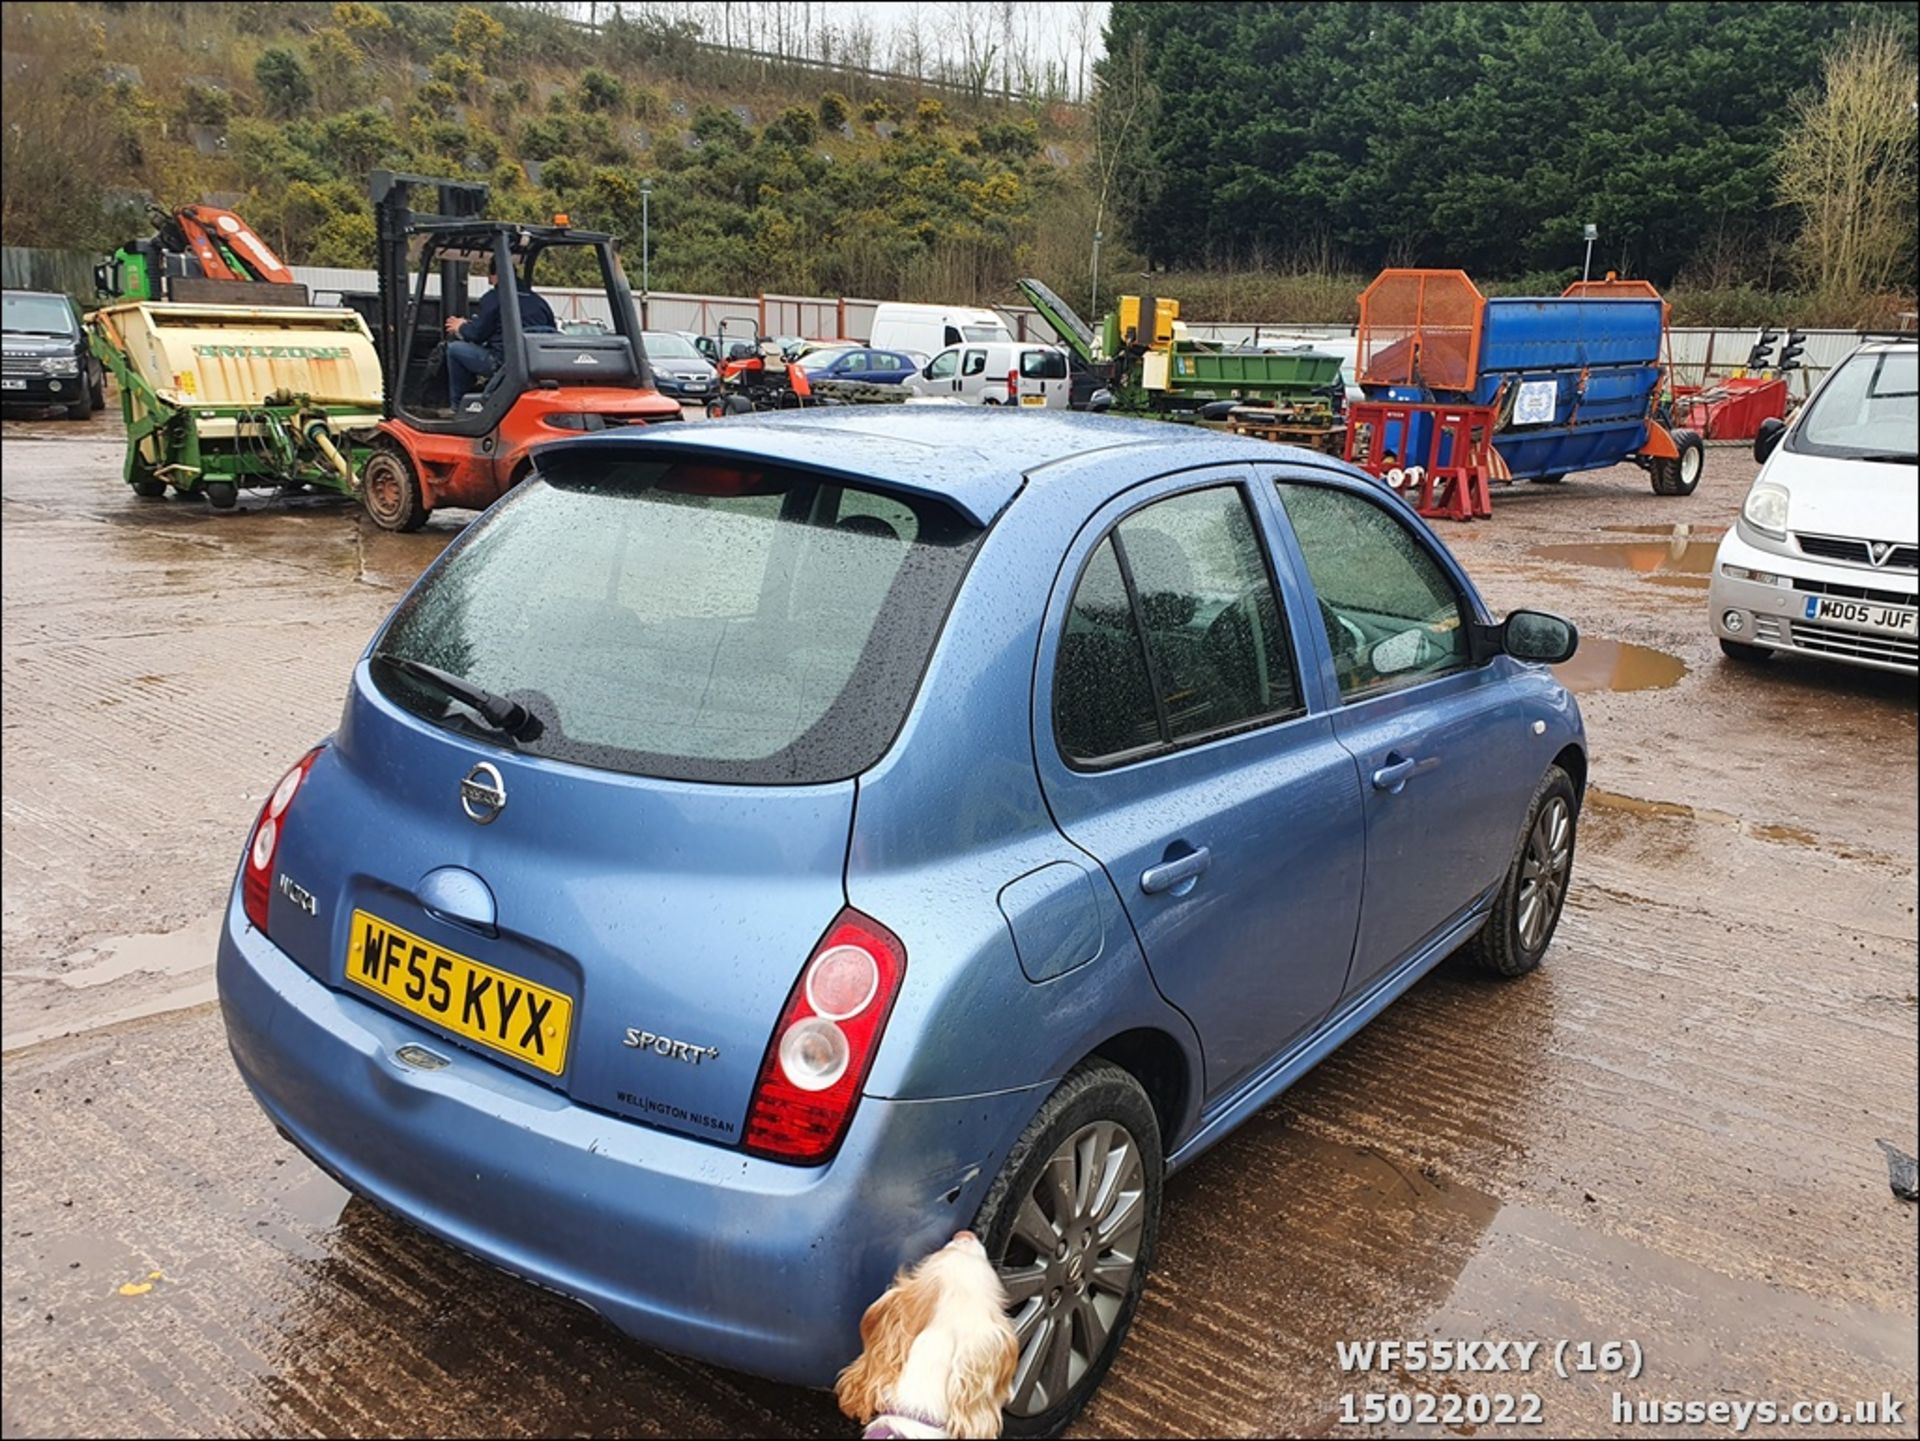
443, 253, 558, 407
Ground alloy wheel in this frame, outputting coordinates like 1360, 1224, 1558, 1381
996, 1120, 1147, 1419
1517, 795, 1573, 950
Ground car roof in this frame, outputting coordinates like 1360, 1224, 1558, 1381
535, 407, 1322, 526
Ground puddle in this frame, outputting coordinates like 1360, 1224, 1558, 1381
1601, 523, 1727, 539
2, 914, 223, 1051
1552, 638, 1688, 694
1533, 536, 1719, 577
1585, 788, 1894, 862
6, 914, 223, 990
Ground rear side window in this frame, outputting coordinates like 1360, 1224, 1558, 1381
1021, 350, 1068, 380
1055, 485, 1302, 766
372, 455, 982, 784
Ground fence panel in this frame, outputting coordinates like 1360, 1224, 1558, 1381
2, 247, 101, 301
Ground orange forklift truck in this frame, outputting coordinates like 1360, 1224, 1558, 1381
355, 170, 681, 531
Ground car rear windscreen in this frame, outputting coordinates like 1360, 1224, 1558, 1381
370, 453, 984, 784
1021, 350, 1068, 380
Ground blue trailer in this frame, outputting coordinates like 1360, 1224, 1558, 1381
1354, 269, 1704, 496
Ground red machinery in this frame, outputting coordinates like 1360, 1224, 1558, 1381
1344, 400, 1502, 522
1679, 376, 1790, 441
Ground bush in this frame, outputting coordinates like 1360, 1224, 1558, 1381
315, 107, 408, 174
818, 91, 849, 131
914, 99, 948, 133
860, 98, 892, 123
764, 105, 817, 150
978, 117, 1040, 160
578, 67, 625, 113
519, 112, 575, 161
254, 48, 313, 120
690, 104, 749, 149
308, 28, 364, 98
181, 81, 234, 127
431, 52, 483, 98
307, 207, 377, 267
331, 1, 393, 46
450, 6, 506, 68
410, 80, 459, 122
629, 83, 667, 123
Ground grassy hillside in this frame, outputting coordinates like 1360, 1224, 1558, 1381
1, 1, 1098, 305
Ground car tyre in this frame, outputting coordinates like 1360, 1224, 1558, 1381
1529, 472, 1566, 484
90, 376, 107, 412
976, 1061, 1163, 1438
62, 399, 94, 421
360, 444, 429, 532
1461, 764, 1578, 978
1718, 637, 1773, 663
1649, 428, 1705, 496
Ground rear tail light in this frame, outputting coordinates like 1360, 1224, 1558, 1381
242, 747, 323, 933
1006, 368, 1019, 400
743, 908, 906, 1163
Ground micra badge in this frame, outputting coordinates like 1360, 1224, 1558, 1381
276, 873, 318, 916
623, 1028, 720, 1066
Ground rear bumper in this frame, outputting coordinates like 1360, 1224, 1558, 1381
1710, 529, 1918, 674
217, 891, 1042, 1386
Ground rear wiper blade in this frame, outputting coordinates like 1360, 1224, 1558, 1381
372, 654, 539, 739
1850, 453, 1918, 464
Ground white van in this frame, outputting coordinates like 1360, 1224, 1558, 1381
904, 340, 1072, 408
868, 303, 1012, 357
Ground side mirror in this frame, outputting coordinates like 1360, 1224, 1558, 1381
1753, 416, 1786, 465
1500, 609, 1579, 665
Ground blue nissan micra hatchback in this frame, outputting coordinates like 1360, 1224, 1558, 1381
219, 408, 1584, 1434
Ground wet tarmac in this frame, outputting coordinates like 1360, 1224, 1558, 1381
3, 420, 1915, 1438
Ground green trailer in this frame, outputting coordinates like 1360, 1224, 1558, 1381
1016, 277, 1345, 448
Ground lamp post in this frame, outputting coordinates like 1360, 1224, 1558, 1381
640, 178, 653, 327
1582, 222, 1598, 284
1091, 228, 1104, 319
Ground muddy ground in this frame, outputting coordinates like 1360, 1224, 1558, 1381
3, 416, 1914, 1438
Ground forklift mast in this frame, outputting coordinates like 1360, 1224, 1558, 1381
370, 170, 490, 418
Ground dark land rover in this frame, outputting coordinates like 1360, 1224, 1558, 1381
3, 290, 105, 421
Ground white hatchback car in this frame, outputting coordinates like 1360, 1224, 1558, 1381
904, 341, 1072, 408
1710, 339, 1917, 675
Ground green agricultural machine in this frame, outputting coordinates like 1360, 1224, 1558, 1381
87, 204, 383, 508
1016, 277, 1346, 450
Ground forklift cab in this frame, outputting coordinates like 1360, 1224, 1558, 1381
372, 171, 660, 438
357, 170, 678, 532
393, 223, 652, 436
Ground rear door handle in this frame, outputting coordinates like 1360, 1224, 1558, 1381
1141, 847, 1211, 895
1372, 753, 1419, 794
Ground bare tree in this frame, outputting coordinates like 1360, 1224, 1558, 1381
1776, 23, 1919, 305
1091, 31, 1153, 277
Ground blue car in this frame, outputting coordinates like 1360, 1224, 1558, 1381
218, 409, 1584, 1434
799, 346, 922, 384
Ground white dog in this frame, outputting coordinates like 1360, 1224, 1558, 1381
836, 1230, 1019, 1440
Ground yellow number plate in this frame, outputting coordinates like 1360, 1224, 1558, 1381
1019, 393, 1047, 407
346, 910, 572, 1075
